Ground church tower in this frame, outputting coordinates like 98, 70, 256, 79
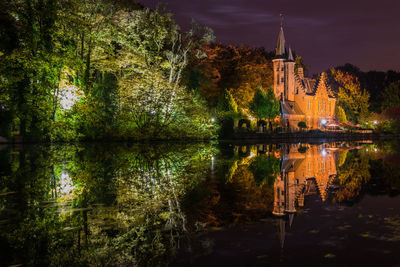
272, 20, 295, 101
286, 47, 295, 101
272, 26, 286, 101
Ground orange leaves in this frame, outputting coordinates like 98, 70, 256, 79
193, 43, 273, 108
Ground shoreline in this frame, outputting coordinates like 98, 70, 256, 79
0, 132, 399, 145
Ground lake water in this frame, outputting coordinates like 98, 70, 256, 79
1, 140, 400, 266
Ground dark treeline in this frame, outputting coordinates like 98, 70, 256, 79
333, 63, 400, 113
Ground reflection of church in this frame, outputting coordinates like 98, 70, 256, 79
272, 143, 337, 216
273, 24, 336, 131
272, 143, 338, 248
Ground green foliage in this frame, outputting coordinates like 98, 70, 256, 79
298, 121, 307, 130
381, 81, 400, 111
335, 105, 348, 123
329, 69, 370, 124
249, 155, 280, 187
375, 119, 400, 134
0, 143, 216, 266
334, 150, 371, 202
0, 1, 216, 141
217, 89, 238, 115
249, 88, 279, 130
297, 146, 308, 153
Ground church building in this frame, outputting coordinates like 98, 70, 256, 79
273, 25, 336, 131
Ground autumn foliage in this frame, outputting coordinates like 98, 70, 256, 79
191, 43, 274, 108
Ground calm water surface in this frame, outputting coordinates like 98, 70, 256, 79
1, 140, 400, 266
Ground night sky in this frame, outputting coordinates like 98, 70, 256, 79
138, 0, 400, 74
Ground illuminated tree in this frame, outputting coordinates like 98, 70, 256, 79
329, 69, 370, 124
335, 106, 347, 123
249, 88, 279, 130
217, 89, 238, 115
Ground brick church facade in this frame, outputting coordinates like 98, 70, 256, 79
273, 25, 336, 131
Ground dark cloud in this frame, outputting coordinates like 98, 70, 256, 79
137, 0, 400, 74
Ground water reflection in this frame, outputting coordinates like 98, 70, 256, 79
1, 141, 400, 266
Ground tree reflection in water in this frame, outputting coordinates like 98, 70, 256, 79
1, 141, 400, 266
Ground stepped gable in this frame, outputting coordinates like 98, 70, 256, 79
314, 174, 335, 201
301, 72, 336, 98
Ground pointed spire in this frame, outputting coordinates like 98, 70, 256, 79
276, 26, 286, 57
278, 218, 286, 249
288, 213, 295, 228
288, 46, 294, 61
275, 13, 285, 57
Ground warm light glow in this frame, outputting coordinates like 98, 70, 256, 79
373, 120, 378, 125
57, 67, 83, 110
58, 171, 76, 196
59, 85, 81, 110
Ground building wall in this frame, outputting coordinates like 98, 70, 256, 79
273, 59, 285, 100
273, 57, 336, 130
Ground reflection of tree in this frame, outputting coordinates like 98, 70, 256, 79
334, 151, 371, 202
337, 150, 348, 167
186, 149, 276, 227
0, 143, 215, 266
369, 158, 400, 195
249, 155, 280, 187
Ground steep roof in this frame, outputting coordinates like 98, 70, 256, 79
288, 46, 294, 62
275, 26, 286, 57
281, 100, 305, 116
295, 72, 336, 99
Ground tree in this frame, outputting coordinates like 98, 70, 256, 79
249, 155, 280, 187
298, 121, 307, 131
249, 89, 280, 131
249, 89, 270, 123
193, 44, 274, 108
217, 89, 238, 114
329, 69, 370, 124
381, 81, 400, 111
335, 106, 347, 123
294, 55, 308, 75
